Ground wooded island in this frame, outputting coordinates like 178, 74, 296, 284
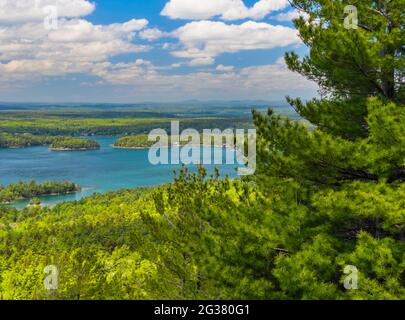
49, 138, 100, 151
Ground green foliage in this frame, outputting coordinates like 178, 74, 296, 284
285, 0, 404, 142
0, 113, 252, 136
114, 135, 156, 149
1, 169, 402, 299
0, 133, 65, 149
252, 98, 404, 186
0, 181, 80, 204
49, 138, 100, 150
286, 0, 404, 102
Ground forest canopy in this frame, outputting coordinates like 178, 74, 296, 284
49, 138, 100, 151
0, 133, 64, 149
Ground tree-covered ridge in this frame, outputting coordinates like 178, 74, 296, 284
0, 181, 80, 204
0, 133, 66, 149
49, 138, 100, 151
0, 115, 253, 136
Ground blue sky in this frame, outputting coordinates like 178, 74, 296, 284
0, 0, 317, 102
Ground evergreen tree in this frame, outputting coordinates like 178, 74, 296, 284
254, 0, 404, 184
248, 0, 405, 299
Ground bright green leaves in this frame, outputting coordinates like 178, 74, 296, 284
366, 98, 405, 180
338, 232, 405, 299
254, 98, 404, 186
312, 181, 405, 236
273, 234, 342, 300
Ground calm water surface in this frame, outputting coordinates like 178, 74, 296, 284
0, 137, 239, 208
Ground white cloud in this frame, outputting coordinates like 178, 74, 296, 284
139, 28, 165, 41
47, 19, 148, 43
0, 0, 95, 23
238, 58, 316, 91
272, 9, 309, 22
0, 53, 317, 100
216, 64, 234, 72
0, 19, 150, 66
0, 16, 301, 85
91, 61, 155, 85
0, 0, 151, 84
161, 0, 289, 21
0, 0, 316, 102
171, 20, 300, 65
188, 57, 215, 66
86, 57, 317, 101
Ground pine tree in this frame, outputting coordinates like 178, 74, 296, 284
287, 0, 404, 102
250, 0, 405, 299
254, 0, 404, 185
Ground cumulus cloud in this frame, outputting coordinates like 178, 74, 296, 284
171, 20, 300, 65
161, 0, 289, 21
0, 0, 151, 83
216, 64, 235, 72
272, 9, 310, 22
0, 19, 150, 68
188, 57, 215, 66
0, 59, 93, 82
0, 0, 316, 102
139, 28, 166, 41
0, 0, 95, 23
238, 58, 315, 91
86, 57, 317, 101
91, 60, 156, 85
47, 19, 148, 43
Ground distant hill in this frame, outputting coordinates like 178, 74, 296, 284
0, 100, 290, 111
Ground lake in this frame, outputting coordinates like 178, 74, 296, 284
0, 137, 239, 209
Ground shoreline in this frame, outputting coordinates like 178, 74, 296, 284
49, 147, 100, 151
112, 145, 149, 150
0, 189, 81, 206
112, 143, 234, 150
0, 145, 46, 150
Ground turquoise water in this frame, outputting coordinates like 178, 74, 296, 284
0, 137, 239, 209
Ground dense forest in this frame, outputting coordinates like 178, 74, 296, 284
114, 135, 157, 149
0, 113, 254, 149
0, 115, 253, 137
49, 138, 100, 151
0, 0, 403, 300
0, 133, 65, 149
0, 181, 80, 204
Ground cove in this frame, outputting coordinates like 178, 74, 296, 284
0, 136, 239, 209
